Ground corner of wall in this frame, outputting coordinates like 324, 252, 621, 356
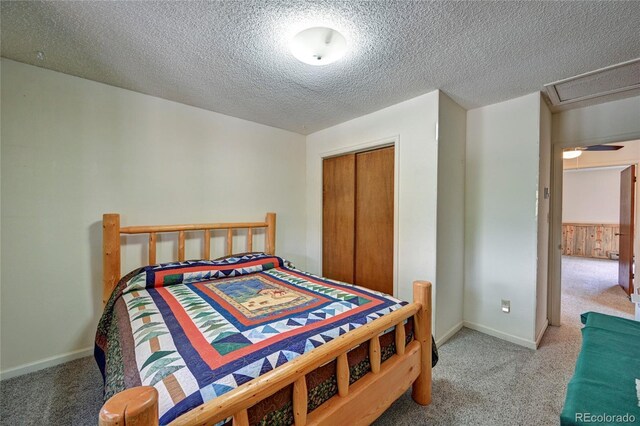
464, 92, 544, 346
435, 92, 466, 340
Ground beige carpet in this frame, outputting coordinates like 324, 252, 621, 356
1, 256, 634, 425
375, 256, 633, 425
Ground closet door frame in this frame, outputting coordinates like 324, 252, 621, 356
318, 136, 400, 297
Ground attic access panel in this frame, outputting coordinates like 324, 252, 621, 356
545, 58, 640, 108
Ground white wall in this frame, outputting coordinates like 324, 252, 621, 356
305, 91, 442, 332
562, 168, 622, 224
435, 92, 466, 341
465, 92, 542, 348
0, 59, 307, 378
535, 99, 551, 342
553, 95, 640, 147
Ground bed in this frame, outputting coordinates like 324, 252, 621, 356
561, 312, 640, 425
97, 213, 434, 426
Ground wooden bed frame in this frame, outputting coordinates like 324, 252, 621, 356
99, 212, 432, 426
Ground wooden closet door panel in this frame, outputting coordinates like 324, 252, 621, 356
355, 147, 394, 294
322, 154, 356, 283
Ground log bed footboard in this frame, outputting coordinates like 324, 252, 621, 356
99, 281, 432, 426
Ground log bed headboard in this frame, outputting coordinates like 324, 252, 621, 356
102, 212, 276, 305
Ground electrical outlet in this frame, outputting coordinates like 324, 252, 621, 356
501, 299, 511, 313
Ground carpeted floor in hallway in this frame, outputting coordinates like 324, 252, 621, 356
0, 256, 634, 425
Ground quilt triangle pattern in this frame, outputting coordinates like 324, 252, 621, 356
260, 325, 279, 334
232, 373, 255, 386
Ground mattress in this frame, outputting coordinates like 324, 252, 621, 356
95, 253, 416, 424
560, 312, 640, 426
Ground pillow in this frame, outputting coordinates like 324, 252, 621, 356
122, 253, 284, 294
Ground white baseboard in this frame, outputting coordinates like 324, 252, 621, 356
463, 321, 537, 350
0, 347, 93, 381
535, 319, 549, 348
436, 321, 463, 347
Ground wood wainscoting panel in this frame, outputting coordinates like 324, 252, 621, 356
562, 223, 619, 259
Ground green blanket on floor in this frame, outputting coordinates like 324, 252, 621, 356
561, 312, 640, 425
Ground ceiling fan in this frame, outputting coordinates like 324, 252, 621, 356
563, 144, 624, 159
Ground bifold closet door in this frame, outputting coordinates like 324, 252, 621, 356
322, 153, 356, 283
355, 147, 394, 294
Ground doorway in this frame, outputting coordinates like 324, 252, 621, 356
560, 162, 635, 324
550, 140, 640, 326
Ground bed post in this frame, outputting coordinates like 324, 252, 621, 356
265, 212, 276, 255
103, 213, 121, 306
411, 280, 432, 405
99, 386, 159, 426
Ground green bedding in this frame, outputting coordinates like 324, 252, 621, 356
561, 312, 640, 425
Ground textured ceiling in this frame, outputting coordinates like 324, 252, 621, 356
2, 1, 640, 135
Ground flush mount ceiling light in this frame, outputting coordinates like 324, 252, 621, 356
290, 27, 347, 66
563, 149, 583, 159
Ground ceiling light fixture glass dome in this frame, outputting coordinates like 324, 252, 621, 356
563, 149, 583, 159
290, 27, 347, 65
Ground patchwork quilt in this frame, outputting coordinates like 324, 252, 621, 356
95, 254, 408, 424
